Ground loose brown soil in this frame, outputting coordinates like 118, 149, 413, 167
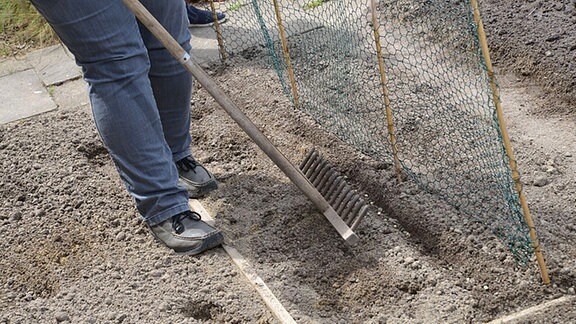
1, 1, 575, 323
481, 0, 576, 110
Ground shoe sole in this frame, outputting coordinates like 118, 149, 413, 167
178, 177, 219, 198
149, 225, 224, 256
188, 17, 227, 27
174, 231, 224, 256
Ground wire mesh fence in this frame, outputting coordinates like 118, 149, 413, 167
210, 0, 535, 264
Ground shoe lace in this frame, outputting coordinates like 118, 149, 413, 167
176, 157, 199, 173
172, 211, 201, 234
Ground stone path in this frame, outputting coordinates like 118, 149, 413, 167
0, 26, 226, 125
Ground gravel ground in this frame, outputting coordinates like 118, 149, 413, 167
1, 1, 576, 323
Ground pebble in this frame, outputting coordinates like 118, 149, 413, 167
115, 232, 126, 241
158, 302, 170, 311
533, 174, 550, 187
10, 212, 22, 221
117, 313, 127, 322
545, 166, 557, 174
569, 287, 575, 295
55, 311, 70, 322
151, 269, 165, 278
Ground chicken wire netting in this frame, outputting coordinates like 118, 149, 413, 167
207, 0, 535, 264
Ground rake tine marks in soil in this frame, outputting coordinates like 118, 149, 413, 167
189, 200, 297, 324
300, 148, 370, 232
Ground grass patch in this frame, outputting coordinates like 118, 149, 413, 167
303, 0, 326, 10
0, 0, 57, 56
227, 1, 242, 12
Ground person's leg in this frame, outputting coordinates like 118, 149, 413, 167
138, 0, 192, 161
138, 0, 218, 198
29, 0, 189, 226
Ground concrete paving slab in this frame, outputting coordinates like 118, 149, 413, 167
190, 27, 222, 65
188, 1, 324, 61
0, 69, 57, 124
0, 57, 32, 78
26, 44, 81, 86
51, 78, 90, 111
217, 1, 324, 54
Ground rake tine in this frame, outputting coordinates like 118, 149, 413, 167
309, 160, 328, 184
312, 162, 331, 187
325, 177, 343, 203
346, 198, 365, 226
300, 148, 370, 236
329, 179, 348, 209
341, 194, 360, 223
304, 154, 322, 178
335, 189, 354, 215
301, 149, 319, 175
299, 148, 316, 171
350, 205, 370, 231
317, 170, 336, 195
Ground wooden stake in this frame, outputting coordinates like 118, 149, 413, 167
271, 0, 300, 107
208, 0, 227, 61
370, 0, 402, 182
470, 0, 550, 284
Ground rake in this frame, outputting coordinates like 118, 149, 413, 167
123, 0, 369, 244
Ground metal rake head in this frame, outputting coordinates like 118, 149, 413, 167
300, 148, 369, 231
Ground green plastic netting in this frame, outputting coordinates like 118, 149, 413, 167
208, 0, 534, 263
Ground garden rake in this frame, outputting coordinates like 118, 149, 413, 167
123, 0, 370, 244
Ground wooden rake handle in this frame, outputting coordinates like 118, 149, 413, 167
122, 0, 359, 245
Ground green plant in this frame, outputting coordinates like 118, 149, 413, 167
303, 0, 325, 10
47, 84, 55, 96
0, 0, 56, 56
227, 1, 242, 12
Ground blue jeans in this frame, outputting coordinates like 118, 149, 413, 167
30, 0, 192, 225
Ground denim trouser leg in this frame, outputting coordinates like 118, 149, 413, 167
137, 1, 193, 161
30, 0, 193, 225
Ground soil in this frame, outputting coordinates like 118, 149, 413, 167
480, 0, 576, 110
1, 1, 576, 323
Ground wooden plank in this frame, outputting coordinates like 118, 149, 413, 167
188, 199, 215, 226
188, 199, 296, 323
487, 296, 575, 324
224, 245, 297, 324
